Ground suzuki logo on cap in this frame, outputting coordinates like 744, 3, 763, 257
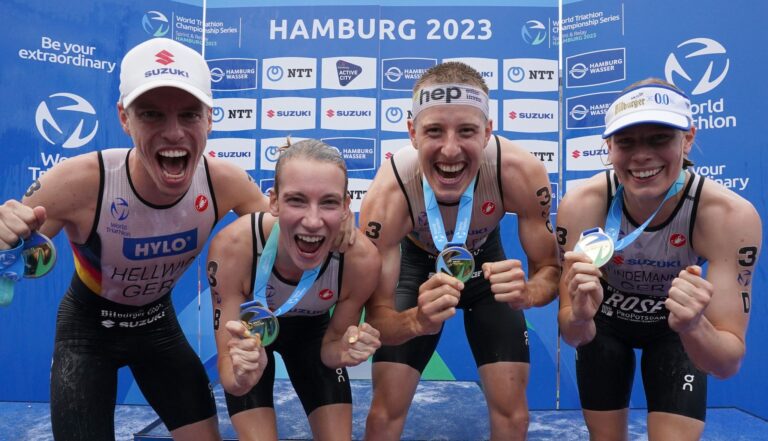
155, 50, 174, 65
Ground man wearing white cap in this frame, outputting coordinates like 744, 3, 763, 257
558, 78, 762, 440
0, 38, 269, 440
361, 61, 560, 440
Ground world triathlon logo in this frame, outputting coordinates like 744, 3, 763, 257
110, 197, 129, 221
521, 20, 547, 46
142, 11, 170, 37
35, 93, 99, 148
665, 38, 729, 96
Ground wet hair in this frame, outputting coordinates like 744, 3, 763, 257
413, 61, 489, 95
273, 138, 348, 195
620, 78, 694, 168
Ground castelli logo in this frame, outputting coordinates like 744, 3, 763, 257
670, 233, 687, 247
318, 289, 334, 300
195, 195, 209, 212
481, 201, 496, 215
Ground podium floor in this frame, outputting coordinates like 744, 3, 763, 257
1, 381, 766, 440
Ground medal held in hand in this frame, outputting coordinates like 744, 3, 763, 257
423, 176, 477, 283
240, 303, 279, 346
436, 245, 475, 283
574, 228, 614, 268
575, 170, 687, 268
239, 222, 320, 346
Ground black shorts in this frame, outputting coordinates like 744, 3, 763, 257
373, 227, 529, 372
50, 279, 216, 440
225, 313, 352, 417
576, 317, 707, 421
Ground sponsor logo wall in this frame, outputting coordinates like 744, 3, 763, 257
3, 0, 765, 420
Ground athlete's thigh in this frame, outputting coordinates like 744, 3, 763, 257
576, 328, 635, 411
641, 333, 706, 421
463, 293, 530, 367
280, 315, 352, 416
130, 326, 216, 431
50, 339, 121, 441
225, 348, 277, 416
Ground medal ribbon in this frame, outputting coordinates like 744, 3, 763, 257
240, 222, 321, 316
605, 170, 686, 251
422, 175, 476, 252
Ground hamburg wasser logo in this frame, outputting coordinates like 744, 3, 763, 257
35, 93, 99, 148
665, 38, 729, 96
142, 11, 170, 37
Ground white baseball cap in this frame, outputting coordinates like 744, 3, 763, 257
119, 38, 213, 109
602, 84, 692, 139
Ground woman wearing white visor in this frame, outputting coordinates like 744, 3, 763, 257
557, 78, 762, 440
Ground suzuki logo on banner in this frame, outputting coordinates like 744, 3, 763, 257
566, 91, 620, 130
380, 139, 411, 166
205, 138, 256, 171
262, 57, 317, 90
566, 134, 611, 172
320, 97, 376, 130
380, 98, 412, 132
321, 57, 377, 90
212, 98, 257, 132
261, 97, 316, 131
208, 59, 258, 91
566, 48, 626, 88
502, 99, 557, 133
35, 93, 99, 148
503, 58, 557, 92
322, 137, 376, 172
259, 137, 307, 171
443, 57, 499, 90
142, 10, 170, 37
665, 38, 729, 95
521, 20, 547, 45
382, 58, 437, 91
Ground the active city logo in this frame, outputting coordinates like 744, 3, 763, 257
321, 57, 376, 90
35, 92, 99, 148
665, 38, 729, 96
